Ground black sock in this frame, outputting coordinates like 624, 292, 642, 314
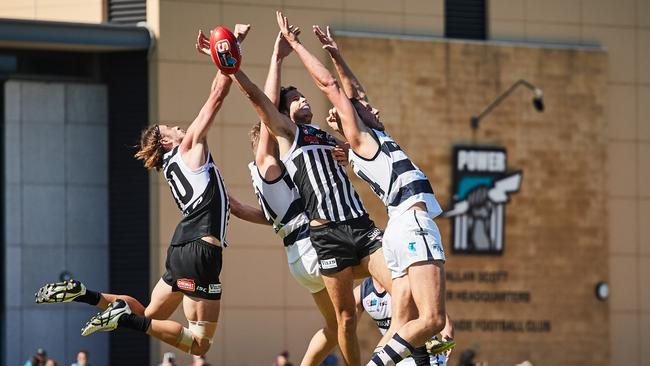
117, 313, 151, 333
411, 346, 431, 366
73, 290, 101, 306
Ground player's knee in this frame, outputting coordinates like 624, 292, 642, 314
176, 321, 217, 355
420, 312, 445, 335
337, 312, 356, 331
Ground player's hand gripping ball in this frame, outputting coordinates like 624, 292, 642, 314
210, 26, 241, 74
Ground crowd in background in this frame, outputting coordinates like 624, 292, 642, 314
22, 348, 88, 366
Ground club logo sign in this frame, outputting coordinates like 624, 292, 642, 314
445, 146, 522, 255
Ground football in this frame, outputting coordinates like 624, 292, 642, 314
209, 26, 241, 74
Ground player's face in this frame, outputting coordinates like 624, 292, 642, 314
159, 124, 185, 144
353, 99, 383, 130
285, 89, 312, 124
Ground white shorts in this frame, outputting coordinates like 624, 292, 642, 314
288, 244, 326, 293
383, 209, 446, 279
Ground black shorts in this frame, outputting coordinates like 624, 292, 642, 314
309, 214, 383, 275
162, 239, 223, 300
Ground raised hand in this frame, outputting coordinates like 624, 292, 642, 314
332, 144, 349, 167
233, 23, 251, 42
313, 25, 338, 55
274, 28, 299, 60
326, 107, 342, 132
196, 29, 211, 56
276, 11, 300, 45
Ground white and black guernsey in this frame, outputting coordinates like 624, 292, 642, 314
281, 124, 366, 222
360, 277, 392, 335
163, 146, 230, 246
248, 162, 312, 263
349, 129, 442, 219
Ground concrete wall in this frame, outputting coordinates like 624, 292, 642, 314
3, 80, 109, 366
0, 0, 104, 23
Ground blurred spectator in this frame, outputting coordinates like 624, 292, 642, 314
457, 349, 487, 366
320, 354, 338, 366
187, 355, 206, 366
272, 350, 293, 366
45, 360, 58, 366
70, 350, 89, 366
158, 352, 177, 366
24, 348, 47, 366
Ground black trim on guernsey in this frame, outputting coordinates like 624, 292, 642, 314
283, 223, 310, 247
256, 165, 285, 185
257, 192, 278, 221
280, 199, 307, 225
370, 354, 385, 366
389, 180, 434, 208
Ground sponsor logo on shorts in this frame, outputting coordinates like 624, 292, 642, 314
408, 242, 417, 252
320, 258, 337, 270
177, 279, 195, 292
367, 228, 382, 241
209, 284, 222, 294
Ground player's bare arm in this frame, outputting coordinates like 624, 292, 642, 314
276, 11, 378, 158
255, 31, 297, 179
180, 24, 251, 170
229, 69, 296, 156
313, 25, 368, 102
228, 193, 271, 225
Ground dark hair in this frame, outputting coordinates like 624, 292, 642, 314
279, 86, 298, 114
134, 125, 165, 171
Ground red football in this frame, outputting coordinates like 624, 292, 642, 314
209, 26, 241, 74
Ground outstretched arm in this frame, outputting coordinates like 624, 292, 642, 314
276, 12, 373, 154
229, 69, 295, 152
228, 193, 270, 226
182, 24, 251, 152
255, 32, 295, 174
314, 25, 368, 102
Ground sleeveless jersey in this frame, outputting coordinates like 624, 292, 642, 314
281, 124, 366, 222
360, 277, 392, 335
162, 146, 230, 246
349, 129, 442, 219
248, 162, 312, 263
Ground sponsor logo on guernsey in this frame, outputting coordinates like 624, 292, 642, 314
320, 258, 337, 270
209, 284, 222, 294
177, 279, 195, 292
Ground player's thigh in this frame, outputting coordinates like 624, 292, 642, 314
365, 248, 392, 294
390, 275, 417, 328
182, 295, 221, 323
321, 268, 356, 315
311, 288, 338, 330
145, 278, 183, 319
407, 261, 445, 319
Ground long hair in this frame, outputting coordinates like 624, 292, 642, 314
134, 125, 165, 171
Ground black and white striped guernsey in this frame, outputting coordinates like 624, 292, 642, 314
281, 124, 366, 222
162, 146, 230, 246
248, 162, 312, 263
349, 129, 442, 219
